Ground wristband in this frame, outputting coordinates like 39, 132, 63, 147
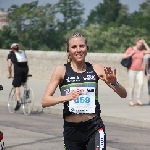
111, 79, 119, 87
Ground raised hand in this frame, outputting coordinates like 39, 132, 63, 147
100, 66, 117, 84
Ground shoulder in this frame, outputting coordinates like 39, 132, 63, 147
125, 47, 133, 53
7, 51, 14, 59
8, 50, 13, 54
55, 64, 66, 72
52, 64, 66, 79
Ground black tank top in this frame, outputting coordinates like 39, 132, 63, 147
59, 62, 101, 119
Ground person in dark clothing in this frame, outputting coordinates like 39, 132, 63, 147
41, 32, 127, 150
7, 43, 29, 111
145, 57, 150, 105
0, 85, 3, 91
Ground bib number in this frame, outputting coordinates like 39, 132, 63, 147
69, 87, 95, 114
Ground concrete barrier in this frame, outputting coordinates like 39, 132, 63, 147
0, 49, 150, 87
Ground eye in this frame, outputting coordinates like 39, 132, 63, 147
79, 44, 86, 48
71, 45, 77, 49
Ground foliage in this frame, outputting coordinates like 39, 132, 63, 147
7, 1, 57, 50
86, 0, 122, 26
0, 0, 150, 53
55, 0, 85, 31
94, 25, 150, 53
81, 25, 150, 53
131, 0, 150, 31
0, 26, 18, 49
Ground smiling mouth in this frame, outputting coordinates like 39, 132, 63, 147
76, 54, 83, 57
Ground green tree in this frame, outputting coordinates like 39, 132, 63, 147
55, 0, 85, 31
139, 0, 150, 15
7, 1, 57, 50
0, 26, 18, 49
85, 0, 133, 28
86, 0, 123, 26
66, 25, 150, 53
115, 4, 132, 27
131, 0, 150, 32
96, 25, 150, 53
26, 3, 56, 50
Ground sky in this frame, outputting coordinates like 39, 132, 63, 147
0, 0, 146, 19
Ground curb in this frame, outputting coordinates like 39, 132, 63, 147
1, 101, 150, 130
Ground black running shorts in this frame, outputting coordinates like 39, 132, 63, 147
64, 115, 106, 150
12, 67, 29, 87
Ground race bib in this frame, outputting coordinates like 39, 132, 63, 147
69, 87, 95, 114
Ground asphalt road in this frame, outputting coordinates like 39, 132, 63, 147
0, 106, 150, 150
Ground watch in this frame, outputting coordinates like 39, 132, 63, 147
111, 79, 119, 87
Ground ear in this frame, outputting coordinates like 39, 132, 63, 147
87, 45, 89, 50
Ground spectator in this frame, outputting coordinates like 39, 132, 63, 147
122, 38, 150, 106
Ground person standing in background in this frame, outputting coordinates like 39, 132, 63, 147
122, 38, 150, 106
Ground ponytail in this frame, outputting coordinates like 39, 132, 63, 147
67, 53, 71, 63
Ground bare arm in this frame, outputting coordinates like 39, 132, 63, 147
41, 65, 66, 107
143, 39, 150, 53
41, 65, 82, 108
7, 59, 12, 78
93, 64, 127, 98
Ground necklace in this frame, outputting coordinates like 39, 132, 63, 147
71, 62, 86, 73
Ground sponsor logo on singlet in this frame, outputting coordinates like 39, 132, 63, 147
66, 76, 80, 82
83, 75, 95, 81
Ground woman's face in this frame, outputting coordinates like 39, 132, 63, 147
136, 39, 143, 49
68, 37, 87, 62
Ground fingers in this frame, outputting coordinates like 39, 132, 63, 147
70, 90, 81, 100
103, 66, 117, 83
114, 68, 116, 75
99, 75, 105, 81
104, 66, 116, 75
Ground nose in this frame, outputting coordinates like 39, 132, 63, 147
76, 46, 81, 52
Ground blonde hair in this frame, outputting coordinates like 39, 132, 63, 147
67, 53, 72, 63
66, 32, 88, 63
